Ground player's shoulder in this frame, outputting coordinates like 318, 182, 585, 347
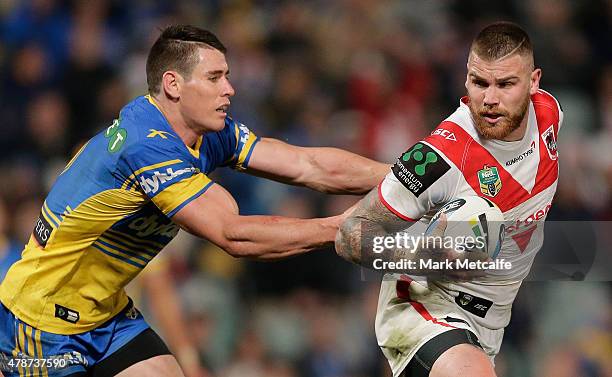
531, 89, 562, 121
113, 96, 186, 158
424, 99, 476, 157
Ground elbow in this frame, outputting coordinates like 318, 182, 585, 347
221, 239, 254, 259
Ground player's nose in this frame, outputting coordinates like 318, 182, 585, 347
222, 78, 235, 97
483, 86, 499, 106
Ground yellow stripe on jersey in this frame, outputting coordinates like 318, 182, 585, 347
17, 323, 25, 376
235, 129, 258, 171
61, 140, 90, 175
44, 201, 62, 226
186, 136, 203, 159
25, 325, 38, 376
35, 327, 48, 377
145, 93, 161, 111
151, 173, 212, 215
40, 207, 57, 232
120, 159, 183, 190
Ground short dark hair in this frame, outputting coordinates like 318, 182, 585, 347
470, 22, 533, 64
146, 25, 227, 94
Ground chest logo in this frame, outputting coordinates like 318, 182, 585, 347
541, 125, 558, 160
147, 129, 173, 139
477, 165, 502, 197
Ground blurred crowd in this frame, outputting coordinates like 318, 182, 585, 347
0, 1, 610, 376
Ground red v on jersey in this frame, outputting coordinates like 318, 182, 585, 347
511, 225, 537, 253
425, 91, 560, 213
425, 121, 532, 212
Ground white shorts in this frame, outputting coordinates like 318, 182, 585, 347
375, 275, 504, 377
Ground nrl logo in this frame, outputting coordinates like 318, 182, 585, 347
477, 165, 502, 197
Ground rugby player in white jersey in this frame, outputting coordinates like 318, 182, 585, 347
336, 22, 562, 377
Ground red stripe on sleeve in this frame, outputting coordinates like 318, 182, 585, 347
530, 91, 560, 196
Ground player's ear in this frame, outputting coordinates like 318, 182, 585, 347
161, 71, 181, 100
529, 68, 541, 95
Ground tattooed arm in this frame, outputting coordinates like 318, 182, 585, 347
335, 189, 488, 278
335, 189, 410, 266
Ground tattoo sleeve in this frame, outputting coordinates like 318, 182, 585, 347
335, 189, 490, 278
335, 189, 416, 267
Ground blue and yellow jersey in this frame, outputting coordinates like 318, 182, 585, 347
0, 95, 259, 334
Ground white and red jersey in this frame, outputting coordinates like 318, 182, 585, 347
378, 89, 563, 330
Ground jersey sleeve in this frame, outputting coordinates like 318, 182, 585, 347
205, 117, 260, 171
119, 140, 213, 217
379, 141, 455, 221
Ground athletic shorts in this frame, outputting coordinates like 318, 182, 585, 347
375, 275, 504, 377
0, 300, 170, 377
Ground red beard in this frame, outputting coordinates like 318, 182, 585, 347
468, 94, 530, 140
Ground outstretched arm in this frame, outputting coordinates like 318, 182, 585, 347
245, 138, 390, 194
173, 182, 344, 260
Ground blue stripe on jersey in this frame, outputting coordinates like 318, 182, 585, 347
166, 180, 214, 217
99, 234, 158, 257
105, 229, 165, 250
94, 240, 151, 263
42, 204, 60, 228
91, 244, 146, 269
242, 137, 260, 168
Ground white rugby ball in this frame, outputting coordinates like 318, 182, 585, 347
425, 196, 506, 259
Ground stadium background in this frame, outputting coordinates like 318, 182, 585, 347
0, 0, 610, 376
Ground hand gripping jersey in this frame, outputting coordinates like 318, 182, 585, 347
378, 89, 563, 332
0, 95, 259, 334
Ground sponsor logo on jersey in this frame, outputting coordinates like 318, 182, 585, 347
128, 214, 180, 238
139, 167, 197, 195
105, 119, 127, 153
391, 143, 451, 197
506, 203, 552, 252
55, 304, 80, 324
455, 292, 492, 318
431, 128, 457, 141
541, 125, 558, 160
147, 129, 174, 139
505, 141, 536, 166
505, 203, 552, 235
238, 123, 251, 145
477, 165, 502, 197
33, 212, 53, 247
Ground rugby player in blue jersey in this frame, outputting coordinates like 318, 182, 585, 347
0, 25, 388, 377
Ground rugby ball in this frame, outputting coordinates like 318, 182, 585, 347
425, 196, 505, 259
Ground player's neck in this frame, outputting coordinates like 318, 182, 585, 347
151, 95, 200, 147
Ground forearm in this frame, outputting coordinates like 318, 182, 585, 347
336, 215, 490, 278
300, 147, 390, 194
221, 215, 340, 260
336, 215, 423, 268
